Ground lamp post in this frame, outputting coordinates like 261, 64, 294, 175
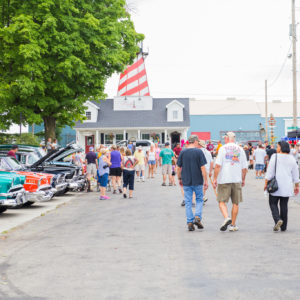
292, 0, 298, 128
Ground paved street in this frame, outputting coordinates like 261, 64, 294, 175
1, 171, 300, 300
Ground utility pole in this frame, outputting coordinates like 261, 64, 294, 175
292, 0, 298, 128
265, 80, 268, 141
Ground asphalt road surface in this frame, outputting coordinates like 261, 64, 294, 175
1, 170, 300, 300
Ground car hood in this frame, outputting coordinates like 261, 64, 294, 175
30, 143, 83, 168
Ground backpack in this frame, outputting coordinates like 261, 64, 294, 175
124, 157, 134, 169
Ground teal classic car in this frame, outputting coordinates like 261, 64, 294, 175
0, 171, 27, 214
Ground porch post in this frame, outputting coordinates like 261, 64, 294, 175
96, 130, 99, 147
164, 129, 168, 142
138, 129, 141, 140
123, 129, 126, 141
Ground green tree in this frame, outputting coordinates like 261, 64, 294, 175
0, 0, 143, 140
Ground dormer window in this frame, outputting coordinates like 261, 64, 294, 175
173, 110, 178, 120
86, 111, 91, 120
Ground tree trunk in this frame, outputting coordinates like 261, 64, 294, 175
43, 116, 56, 142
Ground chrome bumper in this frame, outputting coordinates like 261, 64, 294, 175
53, 182, 68, 193
67, 179, 86, 190
0, 188, 27, 207
25, 187, 54, 202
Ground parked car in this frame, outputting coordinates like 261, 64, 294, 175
0, 171, 27, 213
0, 156, 55, 205
28, 143, 86, 192
0, 146, 70, 195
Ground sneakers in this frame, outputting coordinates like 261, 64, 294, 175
162, 183, 166, 186
229, 225, 239, 232
220, 217, 232, 231
273, 219, 283, 232
188, 223, 195, 231
194, 216, 204, 229
118, 188, 122, 194
142, 177, 145, 182
137, 178, 140, 182
123, 193, 127, 198
100, 195, 110, 200
203, 196, 208, 203
181, 200, 185, 207
113, 190, 117, 194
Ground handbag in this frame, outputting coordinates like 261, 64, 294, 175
267, 154, 278, 193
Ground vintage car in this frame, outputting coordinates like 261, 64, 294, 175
0, 171, 27, 213
0, 147, 69, 195
0, 156, 55, 205
0, 144, 86, 192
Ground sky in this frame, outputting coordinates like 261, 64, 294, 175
105, 0, 300, 102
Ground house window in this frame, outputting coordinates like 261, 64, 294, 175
142, 133, 150, 140
116, 134, 124, 143
173, 110, 178, 120
86, 111, 91, 120
105, 134, 113, 145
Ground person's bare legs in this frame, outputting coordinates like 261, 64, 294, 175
111, 176, 116, 191
168, 174, 172, 185
231, 204, 239, 226
129, 189, 133, 197
116, 176, 122, 191
219, 202, 229, 219
162, 174, 166, 184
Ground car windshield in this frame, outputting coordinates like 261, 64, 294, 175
36, 147, 46, 158
28, 153, 40, 165
7, 157, 24, 171
0, 158, 12, 170
136, 142, 150, 147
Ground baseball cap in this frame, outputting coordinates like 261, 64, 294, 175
222, 131, 236, 139
165, 142, 170, 146
89, 147, 94, 151
199, 140, 206, 148
188, 135, 200, 144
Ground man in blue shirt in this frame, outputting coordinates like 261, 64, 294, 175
177, 135, 208, 231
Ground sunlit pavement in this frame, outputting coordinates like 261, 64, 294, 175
0, 170, 300, 300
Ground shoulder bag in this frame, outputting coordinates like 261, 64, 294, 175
267, 154, 278, 193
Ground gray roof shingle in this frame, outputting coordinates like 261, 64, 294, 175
75, 98, 190, 129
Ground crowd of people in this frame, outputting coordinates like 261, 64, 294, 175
177, 133, 300, 233
74, 134, 300, 233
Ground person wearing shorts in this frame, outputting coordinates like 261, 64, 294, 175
134, 146, 146, 182
213, 132, 248, 232
154, 143, 161, 173
85, 147, 98, 192
109, 145, 122, 194
98, 149, 111, 200
159, 142, 175, 186
254, 145, 267, 179
147, 144, 156, 178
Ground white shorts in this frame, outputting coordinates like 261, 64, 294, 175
135, 164, 145, 172
162, 164, 172, 175
87, 163, 97, 178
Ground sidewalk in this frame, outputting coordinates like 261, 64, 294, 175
0, 193, 80, 234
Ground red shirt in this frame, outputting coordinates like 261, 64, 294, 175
174, 147, 182, 156
7, 150, 16, 159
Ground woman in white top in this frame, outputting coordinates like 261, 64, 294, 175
147, 144, 156, 179
265, 141, 300, 232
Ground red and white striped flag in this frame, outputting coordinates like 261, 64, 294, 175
117, 54, 150, 97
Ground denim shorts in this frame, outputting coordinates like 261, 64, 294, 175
148, 160, 156, 165
99, 173, 109, 187
255, 164, 265, 171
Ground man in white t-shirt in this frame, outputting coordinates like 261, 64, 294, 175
253, 145, 267, 179
213, 132, 248, 232
198, 140, 213, 202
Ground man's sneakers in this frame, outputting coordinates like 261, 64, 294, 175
229, 225, 239, 232
194, 216, 204, 229
273, 219, 283, 232
181, 200, 185, 207
220, 217, 232, 231
136, 177, 140, 183
162, 183, 166, 186
188, 223, 195, 231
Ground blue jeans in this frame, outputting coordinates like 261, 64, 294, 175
183, 185, 204, 224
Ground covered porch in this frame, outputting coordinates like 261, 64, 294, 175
76, 128, 188, 152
